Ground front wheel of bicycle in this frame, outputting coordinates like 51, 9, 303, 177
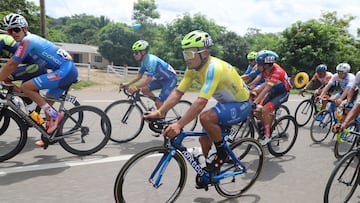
294, 99, 314, 127
0, 109, 28, 162
216, 137, 264, 197
104, 100, 144, 143
114, 146, 187, 203
267, 115, 298, 157
58, 105, 111, 155
310, 109, 333, 143
324, 150, 360, 203
334, 121, 359, 159
165, 100, 198, 131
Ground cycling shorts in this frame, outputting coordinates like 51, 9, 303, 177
261, 83, 289, 109
148, 76, 177, 102
212, 100, 251, 126
9, 64, 47, 82
32, 61, 78, 98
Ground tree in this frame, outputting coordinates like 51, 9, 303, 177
132, 0, 160, 24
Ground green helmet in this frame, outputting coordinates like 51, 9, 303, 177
181, 30, 214, 49
247, 51, 257, 60
132, 40, 150, 51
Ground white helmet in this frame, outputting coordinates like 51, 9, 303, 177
3, 13, 28, 29
336, 63, 351, 73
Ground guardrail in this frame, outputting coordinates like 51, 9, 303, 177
106, 65, 185, 80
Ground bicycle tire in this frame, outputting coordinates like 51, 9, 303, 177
267, 115, 298, 157
276, 104, 290, 120
216, 137, 264, 197
310, 109, 332, 143
104, 100, 144, 143
0, 109, 28, 162
165, 100, 198, 131
58, 105, 111, 155
231, 120, 255, 144
324, 150, 360, 203
334, 121, 359, 159
114, 146, 187, 203
294, 99, 314, 127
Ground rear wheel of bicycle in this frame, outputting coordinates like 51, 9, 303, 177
216, 137, 264, 197
275, 104, 290, 120
0, 109, 28, 162
114, 146, 187, 203
58, 105, 111, 155
165, 100, 197, 131
310, 109, 333, 143
230, 121, 255, 143
104, 100, 144, 143
294, 99, 314, 127
267, 115, 298, 157
324, 150, 360, 203
334, 121, 359, 159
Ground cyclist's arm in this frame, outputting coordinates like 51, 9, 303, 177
319, 84, 331, 98
177, 98, 206, 128
123, 72, 143, 86
254, 84, 271, 104
248, 75, 262, 87
341, 103, 360, 129
302, 80, 313, 90
0, 58, 20, 81
157, 90, 182, 116
135, 75, 152, 89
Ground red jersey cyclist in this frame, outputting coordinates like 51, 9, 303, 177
252, 50, 291, 145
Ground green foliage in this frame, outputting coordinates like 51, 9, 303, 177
132, 0, 160, 24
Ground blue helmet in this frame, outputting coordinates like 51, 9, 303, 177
315, 64, 327, 73
255, 50, 279, 66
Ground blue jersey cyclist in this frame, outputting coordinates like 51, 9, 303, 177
145, 30, 251, 181
242, 51, 265, 90
120, 40, 177, 109
0, 34, 47, 93
1, 13, 78, 147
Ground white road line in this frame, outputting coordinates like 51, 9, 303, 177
0, 155, 133, 176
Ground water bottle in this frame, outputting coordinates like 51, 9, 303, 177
11, 96, 26, 113
206, 144, 217, 165
25, 101, 37, 114
190, 147, 206, 167
29, 111, 44, 125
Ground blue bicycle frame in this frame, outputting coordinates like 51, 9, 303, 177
148, 129, 247, 188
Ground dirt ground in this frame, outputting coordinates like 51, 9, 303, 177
77, 67, 123, 92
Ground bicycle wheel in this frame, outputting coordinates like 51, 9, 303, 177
231, 120, 255, 143
334, 121, 359, 159
104, 100, 144, 143
294, 99, 314, 127
0, 109, 28, 162
324, 150, 360, 203
267, 115, 298, 157
58, 105, 111, 155
165, 100, 197, 131
216, 137, 264, 197
275, 104, 290, 120
114, 146, 187, 203
310, 109, 332, 143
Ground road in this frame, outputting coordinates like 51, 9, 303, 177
0, 91, 358, 203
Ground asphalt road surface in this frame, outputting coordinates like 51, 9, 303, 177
0, 91, 359, 203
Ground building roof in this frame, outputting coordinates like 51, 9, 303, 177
55, 42, 99, 54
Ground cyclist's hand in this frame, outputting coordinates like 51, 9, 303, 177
143, 111, 159, 119
128, 87, 138, 94
332, 122, 345, 133
299, 88, 305, 96
163, 123, 181, 139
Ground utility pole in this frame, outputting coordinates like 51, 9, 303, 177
40, 0, 46, 38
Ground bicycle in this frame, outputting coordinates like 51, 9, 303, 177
104, 87, 198, 143
0, 82, 112, 162
114, 117, 264, 202
310, 99, 348, 143
324, 129, 360, 203
294, 90, 324, 127
333, 117, 360, 159
229, 105, 298, 157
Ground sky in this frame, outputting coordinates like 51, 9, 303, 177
29, 0, 360, 37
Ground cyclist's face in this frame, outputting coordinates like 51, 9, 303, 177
317, 71, 326, 78
7, 27, 27, 42
133, 50, 145, 61
182, 48, 207, 69
248, 59, 256, 66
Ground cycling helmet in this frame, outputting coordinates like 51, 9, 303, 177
181, 30, 214, 49
255, 50, 279, 66
132, 40, 150, 51
336, 63, 351, 73
3, 13, 28, 29
247, 51, 257, 60
315, 64, 327, 73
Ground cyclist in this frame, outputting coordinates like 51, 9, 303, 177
1, 13, 78, 147
318, 63, 357, 117
120, 40, 177, 109
241, 51, 265, 90
299, 64, 334, 111
251, 50, 291, 145
144, 30, 251, 177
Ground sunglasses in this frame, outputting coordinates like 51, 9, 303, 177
182, 50, 206, 60
133, 51, 141, 55
337, 71, 345, 74
7, 27, 22, 34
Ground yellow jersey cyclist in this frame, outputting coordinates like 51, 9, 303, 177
145, 30, 251, 179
